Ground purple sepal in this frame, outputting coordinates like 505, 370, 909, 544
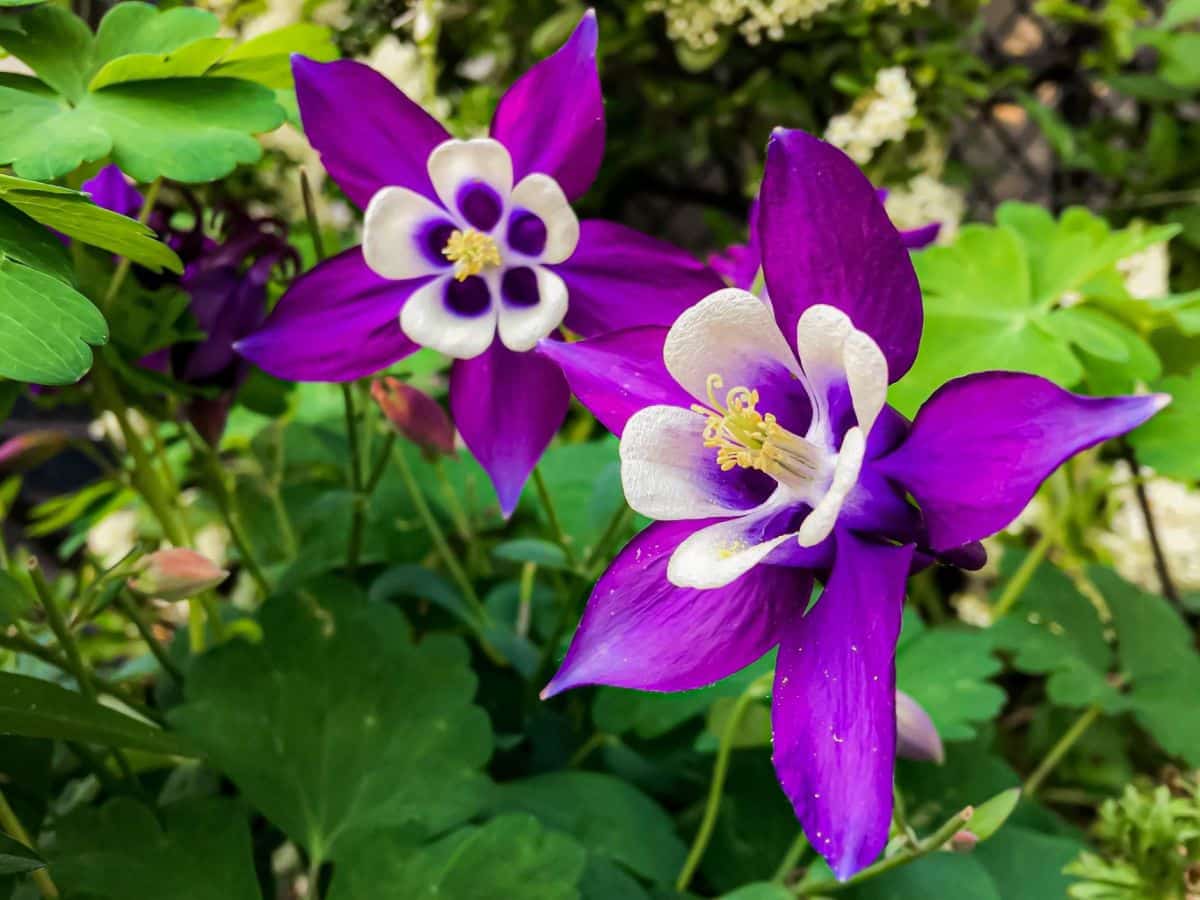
900, 222, 941, 250
81, 165, 143, 219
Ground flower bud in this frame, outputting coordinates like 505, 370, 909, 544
949, 830, 978, 853
895, 690, 945, 764
0, 430, 69, 472
128, 548, 228, 601
371, 377, 456, 457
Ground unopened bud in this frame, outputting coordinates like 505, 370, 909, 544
371, 377, 456, 457
128, 548, 228, 601
949, 830, 978, 853
896, 690, 945, 764
0, 430, 69, 472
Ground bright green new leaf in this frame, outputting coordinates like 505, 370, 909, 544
0, 671, 193, 754
1127, 370, 1200, 479
49, 797, 260, 900
171, 592, 494, 863
969, 787, 1022, 841
211, 24, 338, 88
329, 815, 587, 900
90, 2, 219, 64
0, 258, 107, 384
88, 37, 234, 90
0, 173, 181, 273
489, 771, 687, 884
0, 832, 43, 876
1162, 0, 1200, 28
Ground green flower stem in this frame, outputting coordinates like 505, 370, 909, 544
365, 432, 397, 495
342, 383, 366, 572
797, 806, 975, 895
532, 468, 579, 569
433, 459, 488, 575
992, 527, 1054, 618
772, 831, 810, 884
115, 591, 183, 683
676, 684, 765, 892
892, 783, 920, 850
100, 177, 162, 316
0, 786, 59, 899
1117, 439, 1182, 608
1024, 704, 1102, 797
567, 732, 612, 768
583, 503, 635, 574
392, 444, 485, 620
30, 565, 96, 703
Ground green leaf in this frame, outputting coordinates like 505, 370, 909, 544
171, 591, 494, 862
1162, 0, 1200, 28
975, 825, 1084, 899
0, 173, 181, 273
896, 620, 1005, 741
719, 886, 793, 900
90, 2, 219, 65
969, 787, 1022, 841
1127, 370, 1200, 479
0, 257, 107, 384
0, 570, 34, 625
0, 671, 193, 754
88, 37, 234, 91
211, 24, 338, 88
493, 538, 570, 570
580, 857, 652, 900
531, 438, 624, 556
842, 853, 1001, 899
0, 199, 73, 283
49, 797, 260, 900
329, 814, 586, 900
489, 771, 686, 884
0, 832, 43, 876
0, 5, 92, 101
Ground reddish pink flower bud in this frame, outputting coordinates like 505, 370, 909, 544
895, 690, 945, 764
0, 430, 69, 472
128, 548, 228, 601
371, 377, 456, 458
949, 830, 979, 853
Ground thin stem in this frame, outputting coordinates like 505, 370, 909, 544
433, 459, 487, 574
30, 567, 95, 702
771, 831, 810, 885
364, 432, 397, 495
892, 783, 920, 850
798, 806, 974, 895
1117, 440, 1182, 607
1024, 704, 1102, 797
101, 177, 162, 315
532, 468, 578, 569
676, 689, 760, 892
584, 503, 635, 573
392, 445, 485, 619
342, 384, 365, 572
567, 732, 611, 768
516, 562, 536, 637
0, 786, 59, 898
300, 169, 326, 260
115, 592, 183, 683
991, 528, 1053, 618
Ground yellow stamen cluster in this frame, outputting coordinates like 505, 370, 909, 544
693, 373, 820, 488
442, 229, 502, 281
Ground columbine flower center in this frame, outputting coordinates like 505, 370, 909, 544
693, 373, 822, 491
443, 229, 502, 281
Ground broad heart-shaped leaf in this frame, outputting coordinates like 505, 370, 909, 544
0, 5, 92, 101
0, 257, 107, 384
895, 612, 1005, 741
0, 671, 193, 754
0, 174, 181, 273
1094, 567, 1200, 767
488, 772, 687, 884
329, 814, 586, 900
841, 854, 1002, 899
170, 589, 494, 864
48, 797, 260, 900
89, 37, 234, 91
0, 832, 44, 876
0, 75, 284, 183
891, 206, 1168, 415
1128, 369, 1200, 479
987, 555, 1122, 710
210, 24, 338, 88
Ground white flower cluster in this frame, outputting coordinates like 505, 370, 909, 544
645, 0, 849, 50
824, 67, 916, 165
1100, 469, 1200, 593
884, 173, 965, 244
366, 35, 451, 121
1117, 242, 1170, 300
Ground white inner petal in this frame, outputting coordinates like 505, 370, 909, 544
667, 500, 793, 589
843, 330, 887, 437
508, 174, 579, 264
796, 426, 866, 547
426, 138, 513, 220
794, 303, 888, 443
399, 275, 496, 360
362, 186, 451, 281
663, 288, 800, 404
496, 266, 568, 353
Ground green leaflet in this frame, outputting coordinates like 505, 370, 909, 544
890, 203, 1173, 415
0, 832, 44, 877
170, 589, 495, 864
1127, 369, 1200, 479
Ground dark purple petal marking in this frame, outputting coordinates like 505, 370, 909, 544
501, 266, 540, 308
542, 519, 811, 696
772, 533, 913, 881
444, 275, 492, 317
875, 371, 1169, 551
507, 209, 548, 257
417, 219, 456, 268
457, 181, 503, 231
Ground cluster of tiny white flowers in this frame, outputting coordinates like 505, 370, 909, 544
645, 0, 848, 50
824, 67, 916, 165
1100, 468, 1200, 593
366, 35, 451, 121
240, 0, 350, 38
1117, 242, 1170, 300
884, 173, 966, 244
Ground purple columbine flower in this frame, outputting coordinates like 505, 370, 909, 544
709, 190, 940, 291
234, 12, 722, 516
538, 129, 1167, 880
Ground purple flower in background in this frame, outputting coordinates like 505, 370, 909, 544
710, 190, 940, 291
540, 130, 1167, 880
235, 11, 722, 515
81, 166, 293, 443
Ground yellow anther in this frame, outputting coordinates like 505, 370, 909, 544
691, 372, 821, 489
442, 229, 502, 281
